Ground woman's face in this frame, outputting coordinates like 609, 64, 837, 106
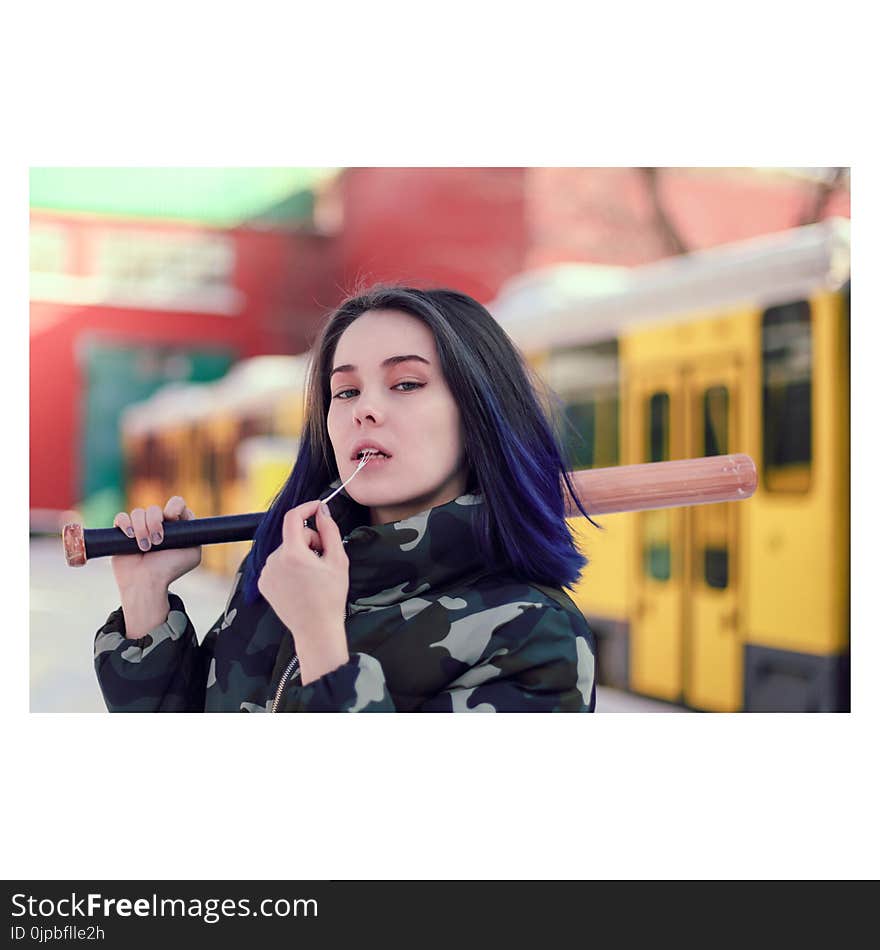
326, 309, 469, 526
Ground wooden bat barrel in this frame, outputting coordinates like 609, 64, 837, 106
565, 453, 757, 517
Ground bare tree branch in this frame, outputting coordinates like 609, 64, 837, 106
640, 167, 689, 256
798, 167, 849, 226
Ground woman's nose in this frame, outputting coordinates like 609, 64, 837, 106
353, 398, 383, 425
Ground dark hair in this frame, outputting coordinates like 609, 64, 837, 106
242, 284, 599, 604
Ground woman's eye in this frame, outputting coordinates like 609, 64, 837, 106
332, 382, 424, 400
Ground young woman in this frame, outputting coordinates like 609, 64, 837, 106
95, 286, 598, 712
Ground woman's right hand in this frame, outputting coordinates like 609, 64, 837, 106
110, 495, 203, 597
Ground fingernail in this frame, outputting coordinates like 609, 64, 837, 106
152, 532, 163, 545
320, 503, 330, 517
138, 538, 150, 551
125, 527, 134, 538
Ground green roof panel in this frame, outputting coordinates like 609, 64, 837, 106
29, 167, 338, 227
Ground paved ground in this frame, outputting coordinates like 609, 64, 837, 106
30, 537, 685, 713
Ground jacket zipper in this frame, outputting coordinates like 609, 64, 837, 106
270, 656, 301, 712
270, 602, 353, 712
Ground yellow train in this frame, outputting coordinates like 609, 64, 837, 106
491, 218, 850, 712
121, 355, 309, 575
122, 219, 850, 711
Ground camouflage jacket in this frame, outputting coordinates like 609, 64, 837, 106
94, 483, 596, 712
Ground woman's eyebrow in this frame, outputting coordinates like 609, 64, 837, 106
330, 354, 431, 379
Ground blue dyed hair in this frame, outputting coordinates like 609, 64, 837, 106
242, 284, 600, 604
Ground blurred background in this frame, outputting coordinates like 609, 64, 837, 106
29, 166, 850, 712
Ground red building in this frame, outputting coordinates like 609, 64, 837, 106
336, 167, 529, 302
30, 210, 337, 514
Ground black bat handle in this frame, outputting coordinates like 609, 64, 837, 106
65, 513, 266, 565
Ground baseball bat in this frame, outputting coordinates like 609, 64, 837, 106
62, 453, 757, 567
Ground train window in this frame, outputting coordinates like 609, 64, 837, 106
644, 391, 671, 581
563, 397, 619, 469
643, 510, 672, 582
700, 384, 730, 589
547, 341, 620, 469
762, 301, 812, 492
648, 392, 669, 463
703, 386, 729, 457
704, 548, 729, 589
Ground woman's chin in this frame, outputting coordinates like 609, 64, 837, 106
345, 486, 395, 507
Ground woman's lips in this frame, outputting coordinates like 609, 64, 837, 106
358, 455, 392, 470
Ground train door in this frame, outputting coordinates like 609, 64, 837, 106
683, 359, 743, 711
627, 365, 687, 702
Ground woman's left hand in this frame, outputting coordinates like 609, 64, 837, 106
257, 500, 351, 683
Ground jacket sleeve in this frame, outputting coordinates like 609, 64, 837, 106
273, 602, 596, 713
272, 653, 395, 712
93, 592, 218, 712
95, 559, 249, 713
95, 593, 216, 712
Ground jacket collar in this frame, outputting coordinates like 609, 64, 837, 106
321, 477, 487, 607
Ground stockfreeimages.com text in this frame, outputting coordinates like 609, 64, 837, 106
11, 893, 317, 925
